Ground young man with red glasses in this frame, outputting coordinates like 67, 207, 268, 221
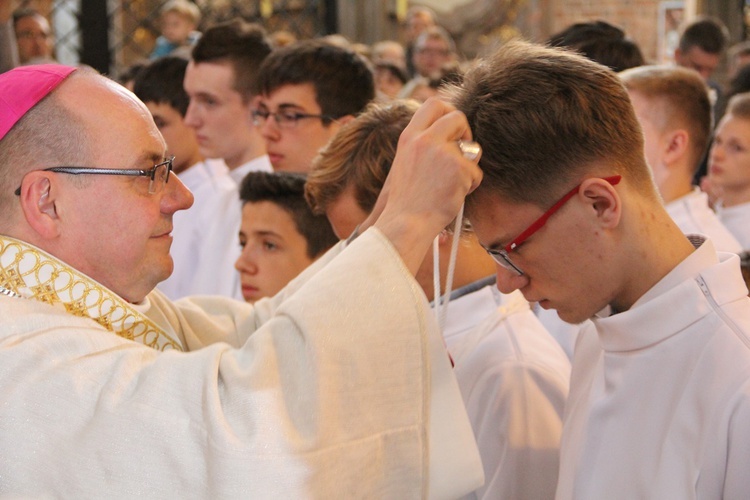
247, 33, 749, 496
431, 40, 750, 497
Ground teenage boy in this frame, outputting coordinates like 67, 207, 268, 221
235, 171, 338, 302
442, 40, 750, 498
253, 39, 374, 173
133, 56, 242, 299
620, 64, 742, 253
184, 19, 273, 183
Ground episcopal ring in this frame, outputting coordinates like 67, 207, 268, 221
458, 140, 482, 161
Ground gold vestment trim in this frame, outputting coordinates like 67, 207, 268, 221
0, 235, 183, 351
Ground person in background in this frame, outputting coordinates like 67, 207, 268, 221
675, 16, 731, 186
674, 15, 729, 85
307, 100, 570, 499
371, 39, 407, 68
253, 39, 374, 173
116, 60, 148, 91
133, 56, 243, 299
411, 25, 457, 79
235, 171, 337, 302
400, 26, 458, 99
620, 64, 742, 253
549, 20, 644, 72
374, 61, 408, 101
149, 0, 201, 60
708, 92, 750, 250
13, 8, 54, 65
728, 40, 750, 80
183, 19, 273, 184
403, 5, 436, 77
0, 0, 17, 73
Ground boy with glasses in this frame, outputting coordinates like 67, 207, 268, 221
12, 8, 54, 65
253, 39, 374, 173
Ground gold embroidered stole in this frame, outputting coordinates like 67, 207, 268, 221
0, 235, 183, 351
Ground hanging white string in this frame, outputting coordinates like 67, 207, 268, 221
433, 140, 479, 333
432, 204, 465, 331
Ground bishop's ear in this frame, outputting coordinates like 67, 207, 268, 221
19, 173, 60, 238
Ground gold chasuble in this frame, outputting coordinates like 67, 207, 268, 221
0, 235, 182, 351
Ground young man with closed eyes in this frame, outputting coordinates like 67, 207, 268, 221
443, 41, 750, 498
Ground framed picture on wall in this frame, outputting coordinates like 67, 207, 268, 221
658, 1, 685, 63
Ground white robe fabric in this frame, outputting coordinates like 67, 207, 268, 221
0, 229, 483, 498
666, 188, 742, 253
534, 305, 580, 361
444, 282, 570, 500
717, 200, 750, 250
557, 238, 750, 499
157, 159, 243, 300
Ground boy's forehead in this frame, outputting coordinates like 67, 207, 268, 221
164, 11, 193, 24
185, 61, 240, 93
466, 192, 529, 241
261, 83, 319, 109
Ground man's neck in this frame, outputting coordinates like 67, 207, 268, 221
611, 201, 696, 313
719, 187, 750, 208
224, 132, 267, 171
659, 179, 694, 204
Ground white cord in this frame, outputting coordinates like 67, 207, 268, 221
432, 203, 465, 332
433, 140, 479, 332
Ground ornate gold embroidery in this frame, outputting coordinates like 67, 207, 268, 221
0, 236, 183, 351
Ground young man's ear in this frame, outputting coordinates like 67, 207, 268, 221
662, 129, 689, 166
19, 173, 60, 238
579, 177, 621, 228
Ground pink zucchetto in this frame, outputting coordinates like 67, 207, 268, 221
0, 64, 77, 141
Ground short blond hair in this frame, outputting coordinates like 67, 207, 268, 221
306, 100, 419, 214
726, 92, 750, 120
620, 65, 712, 171
161, 0, 200, 25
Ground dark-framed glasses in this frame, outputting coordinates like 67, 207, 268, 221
485, 175, 622, 276
251, 108, 334, 129
14, 156, 174, 196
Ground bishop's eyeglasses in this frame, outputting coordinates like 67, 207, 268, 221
14, 156, 174, 196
